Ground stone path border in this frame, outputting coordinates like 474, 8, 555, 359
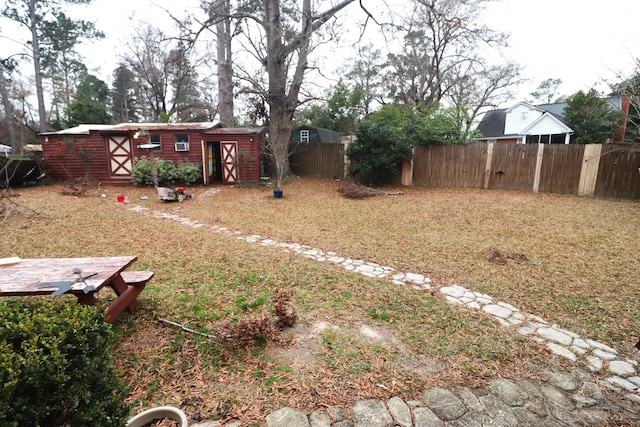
124, 203, 640, 425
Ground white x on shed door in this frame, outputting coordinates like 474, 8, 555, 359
107, 135, 133, 178
221, 141, 238, 184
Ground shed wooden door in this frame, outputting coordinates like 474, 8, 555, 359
221, 141, 238, 183
107, 135, 133, 178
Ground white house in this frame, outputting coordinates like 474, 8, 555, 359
476, 97, 628, 144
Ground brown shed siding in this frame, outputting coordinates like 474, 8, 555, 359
222, 133, 261, 183
202, 129, 266, 183
41, 125, 266, 186
42, 132, 117, 183
131, 129, 204, 166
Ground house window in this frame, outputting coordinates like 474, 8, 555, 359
149, 134, 161, 151
487, 139, 496, 144
520, 112, 528, 121
300, 130, 309, 143
174, 134, 190, 152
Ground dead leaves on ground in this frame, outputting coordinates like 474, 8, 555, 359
487, 247, 537, 265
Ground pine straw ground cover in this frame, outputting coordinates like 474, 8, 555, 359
1, 178, 638, 425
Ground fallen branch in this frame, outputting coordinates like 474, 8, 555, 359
157, 317, 217, 339
5, 194, 41, 215
0, 190, 42, 224
1, 202, 13, 224
159, 290, 297, 351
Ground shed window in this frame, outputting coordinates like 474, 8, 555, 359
174, 134, 190, 152
520, 112, 528, 121
300, 130, 309, 143
149, 134, 161, 151
175, 134, 189, 143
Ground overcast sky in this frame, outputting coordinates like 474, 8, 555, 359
4, 0, 640, 107
484, 0, 640, 102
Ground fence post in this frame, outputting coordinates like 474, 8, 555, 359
342, 140, 350, 179
401, 147, 414, 186
533, 143, 545, 193
483, 143, 494, 190
578, 144, 602, 196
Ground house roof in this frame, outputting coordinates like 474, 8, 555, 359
475, 109, 508, 138
537, 102, 567, 116
476, 101, 573, 139
505, 102, 544, 113
40, 122, 220, 136
477, 95, 628, 140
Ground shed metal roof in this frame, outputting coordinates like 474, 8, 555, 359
203, 127, 265, 135
41, 122, 220, 136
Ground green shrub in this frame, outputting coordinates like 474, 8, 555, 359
346, 120, 413, 186
0, 300, 131, 427
132, 157, 201, 186
176, 160, 202, 186
155, 158, 178, 185
131, 156, 153, 186
131, 156, 177, 186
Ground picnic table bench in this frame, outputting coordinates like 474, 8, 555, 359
0, 256, 153, 324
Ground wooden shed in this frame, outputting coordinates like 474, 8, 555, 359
40, 123, 266, 186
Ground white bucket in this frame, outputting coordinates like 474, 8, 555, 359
126, 406, 188, 427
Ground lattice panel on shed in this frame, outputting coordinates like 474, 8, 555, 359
107, 135, 133, 177
221, 141, 238, 183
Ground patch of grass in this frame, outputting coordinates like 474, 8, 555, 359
146, 379, 159, 399
369, 308, 390, 321
234, 294, 266, 312
274, 364, 292, 373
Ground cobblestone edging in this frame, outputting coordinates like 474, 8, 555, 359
190, 369, 639, 427
125, 203, 640, 425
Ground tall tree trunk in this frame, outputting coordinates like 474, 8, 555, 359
0, 62, 18, 151
263, 0, 355, 186
264, 0, 314, 185
28, 0, 47, 133
215, 0, 233, 127
265, 0, 291, 185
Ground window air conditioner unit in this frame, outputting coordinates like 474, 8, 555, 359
175, 142, 189, 152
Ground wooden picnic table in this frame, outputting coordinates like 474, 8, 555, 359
0, 256, 153, 323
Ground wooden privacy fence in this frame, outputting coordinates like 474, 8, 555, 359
412, 143, 640, 199
289, 142, 640, 199
289, 142, 346, 180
